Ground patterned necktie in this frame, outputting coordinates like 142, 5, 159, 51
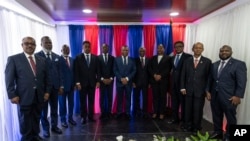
174, 55, 180, 67
86, 54, 90, 67
28, 56, 36, 75
217, 61, 225, 77
194, 59, 199, 68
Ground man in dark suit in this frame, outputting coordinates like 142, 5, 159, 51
74, 41, 100, 124
5, 36, 51, 141
132, 47, 150, 118
113, 45, 136, 119
148, 44, 171, 120
207, 45, 247, 141
58, 44, 76, 128
98, 43, 115, 119
180, 42, 212, 132
36, 36, 63, 137
168, 41, 192, 125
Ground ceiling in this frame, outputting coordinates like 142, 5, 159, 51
16, 0, 235, 23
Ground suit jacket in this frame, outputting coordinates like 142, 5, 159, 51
5, 53, 51, 106
180, 56, 212, 98
98, 54, 115, 81
171, 53, 192, 89
59, 56, 74, 92
113, 56, 136, 87
36, 51, 63, 89
208, 58, 247, 99
148, 55, 171, 86
133, 57, 150, 87
74, 53, 100, 87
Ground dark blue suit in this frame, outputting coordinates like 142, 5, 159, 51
208, 58, 247, 138
113, 56, 136, 115
180, 56, 212, 131
36, 51, 63, 131
170, 53, 192, 122
58, 56, 75, 123
5, 53, 51, 141
98, 54, 115, 115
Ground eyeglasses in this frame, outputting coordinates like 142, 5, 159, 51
23, 42, 36, 46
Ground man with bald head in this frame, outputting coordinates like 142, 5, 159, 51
207, 45, 247, 141
5, 37, 51, 141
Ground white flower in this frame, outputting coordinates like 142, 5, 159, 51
116, 135, 123, 141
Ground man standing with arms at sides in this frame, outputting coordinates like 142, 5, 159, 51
168, 41, 192, 126
74, 41, 100, 124
98, 43, 115, 119
207, 45, 247, 141
132, 47, 150, 118
5, 36, 51, 141
36, 36, 63, 138
180, 42, 212, 133
59, 44, 77, 128
113, 45, 136, 120
148, 44, 171, 120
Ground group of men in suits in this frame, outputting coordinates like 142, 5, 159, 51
5, 36, 247, 141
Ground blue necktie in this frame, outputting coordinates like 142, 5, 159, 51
217, 61, 225, 77
174, 55, 180, 67
104, 54, 107, 64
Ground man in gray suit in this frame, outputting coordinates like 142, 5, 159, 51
207, 45, 247, 141
5, 37, 51, 141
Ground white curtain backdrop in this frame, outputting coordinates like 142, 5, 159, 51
185, 1, 250, 124
0, 8, 57, 141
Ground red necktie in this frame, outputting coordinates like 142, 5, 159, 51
194, 59, 199, 68
29, 56, 36, 75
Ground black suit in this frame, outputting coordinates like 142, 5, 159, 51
133, 57, 149, 116
98, 54, 114, 115
170, 53, 192, 122
180, 56, 212, 131
5, 53, 51, 141
148, 55, 171, 115
36, 51, 63, 131
74, 53, 100, 119
208, 58, 247, 139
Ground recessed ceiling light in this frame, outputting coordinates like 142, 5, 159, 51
170, 12, 179, 17
82, 9, 92, 14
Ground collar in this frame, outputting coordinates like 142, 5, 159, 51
193, 56, 201, 61
24, 52, 35, 58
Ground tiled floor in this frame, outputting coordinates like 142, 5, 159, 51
40, 114, 214, 141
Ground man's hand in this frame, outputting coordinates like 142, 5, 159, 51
76, 84, 81, 90
44, 93, 49, 101
58, 87, 64, 95
121, 78, 128, 85
180, 89, 187, 95
11, 96, 19, 104
206, 91, 211, 101
154, 74, 161, 81
229, 96, 241, 106
96, 82, 100, 88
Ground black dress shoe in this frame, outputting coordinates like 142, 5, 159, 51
168, 119, 179, 124
210, 132, 223, 139
43, 131, 50, 138
33, 136, 44, 141
61, 122, 68, 128
51, 127, 62, 134
68, 119, 77, 125
81, 118, 86, 125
